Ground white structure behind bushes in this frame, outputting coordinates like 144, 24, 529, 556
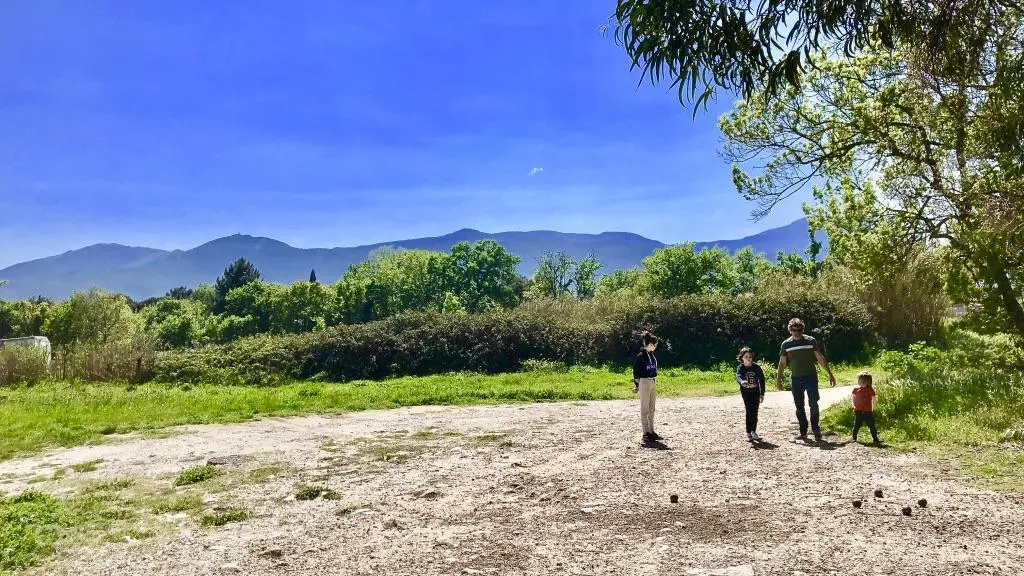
0, 336, 52, 367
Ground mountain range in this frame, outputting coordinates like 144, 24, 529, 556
0, 218, 825, 301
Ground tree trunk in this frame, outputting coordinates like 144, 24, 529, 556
989, 257, 1024, 339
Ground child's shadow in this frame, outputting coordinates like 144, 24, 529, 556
642, 439, 671, 451
751, 440, 779, 450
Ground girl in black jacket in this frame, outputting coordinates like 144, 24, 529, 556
735, 346, 766, 442
633, 331, 660, 443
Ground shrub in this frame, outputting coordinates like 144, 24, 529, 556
155, 291, 874, 385
827, 330, 1024, 445
0, 346, 49, 386
174, 465, 221, 486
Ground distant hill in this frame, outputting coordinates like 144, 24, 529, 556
0, 218, 826, 301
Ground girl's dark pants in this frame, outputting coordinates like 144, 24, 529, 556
740, 387, 761, 433
852, 411, 880, 442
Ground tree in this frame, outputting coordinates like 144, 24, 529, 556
720, 48, 1024, 335
309, 269, 318, 283
597, 267, 645, 297
807, 180, 948, 345
530, 252, 575, 299
731, 248, 775, 295
449, 240, 521, 313
612, 0, 1018, 107
166, 286, 194, 300
213, 258, 261, 314
574, 254, 602, 300
43, 288, 138, 348
140, 298, 211, 349
642, 243, 737, 297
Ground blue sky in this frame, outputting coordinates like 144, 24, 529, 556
0, 1, 812, 269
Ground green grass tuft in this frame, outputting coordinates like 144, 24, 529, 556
174, 465, 221, 486
200, 508, 250, 527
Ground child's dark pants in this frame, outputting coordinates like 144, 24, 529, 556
852, 411, 880, 442
740, 387, 761, 433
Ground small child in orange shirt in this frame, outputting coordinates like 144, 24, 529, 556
850, 371, 882, 445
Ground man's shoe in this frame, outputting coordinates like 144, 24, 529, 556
750, 431, 762, 442
649, 432, 664, 441
813, 432, 823, 442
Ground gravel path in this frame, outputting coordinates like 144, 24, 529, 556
4, 386, 1023, 575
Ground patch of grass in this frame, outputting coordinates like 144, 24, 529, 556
0, 491, 73, 571
69, 459, 104, 473
0, 363, 877, 460
82, 479, 134, 494
823, 344, 1024, 490
355, 441, 422, 464
200, 507, 250, 527
319, 439, 342, 452
246, 465, 289, 484
102, 529, 154, 543
294, 484, 339, 501
150, 493, 203, 515
174, 465, 221, 486
334, 504, 364, 517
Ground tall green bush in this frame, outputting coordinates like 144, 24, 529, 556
154, 291, 874, 385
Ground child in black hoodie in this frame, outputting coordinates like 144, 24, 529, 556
735, 346, 766, 442
633, 331, 660, 443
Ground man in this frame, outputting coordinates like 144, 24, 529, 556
775, 317, 836, 441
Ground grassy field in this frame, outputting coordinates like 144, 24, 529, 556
0, 363, 875, 461
822, 365, 1024, 491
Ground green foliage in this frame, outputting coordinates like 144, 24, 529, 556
0, 491, 73, 570
448, 240, 521, 313
200, 508, 250, 527
140, 298, 212, 349
642, 243, 738, 296
825, 331, 1024, 449
0, 298, 50, 339
528, 252, 602, 300
213, 258, 261, 314
155, 291, 873, 384
720, 47, 1024, 336
174, 465, 221, 486
294, 485, 339, 501
0, 346, 49, 386
43, 288, 138, 349
807, 181, 948, 346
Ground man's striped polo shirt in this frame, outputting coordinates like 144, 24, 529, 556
780, 335, 821, 378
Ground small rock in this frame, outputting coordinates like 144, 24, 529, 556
261, 548, 284, 559
918, 498, 928, 508
852, 500, 863, 509
670, 494, 679, 504
219, 563, 241, 574
207, 455, 250, 467
383, 519, 401, 530
902, 506, 912, 516
874, 489, 884, 498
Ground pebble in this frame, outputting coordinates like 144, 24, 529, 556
219, 563, 241, 574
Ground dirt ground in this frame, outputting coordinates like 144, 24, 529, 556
3, 386, 1023, 576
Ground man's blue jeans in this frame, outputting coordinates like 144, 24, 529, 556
791, 374, 820, 435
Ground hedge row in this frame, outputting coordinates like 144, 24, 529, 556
153, 292, 876, 385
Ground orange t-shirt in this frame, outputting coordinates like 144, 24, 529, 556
851, 386, 875, 412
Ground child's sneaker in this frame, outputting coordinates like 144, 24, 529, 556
746, 432, 753, 442
750, 431, 761, 442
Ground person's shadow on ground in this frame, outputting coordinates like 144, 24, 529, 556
641, 439, 670, 450
751, 440, 779, 450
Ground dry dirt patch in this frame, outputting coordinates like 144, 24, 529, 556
2, 387, 1022, 575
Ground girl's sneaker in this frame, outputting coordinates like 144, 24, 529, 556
746, 432, 754, 442
750, 431, 762, 442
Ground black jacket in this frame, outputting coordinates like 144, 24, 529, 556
735, 363, 766, 395
633, 351, 658, 380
